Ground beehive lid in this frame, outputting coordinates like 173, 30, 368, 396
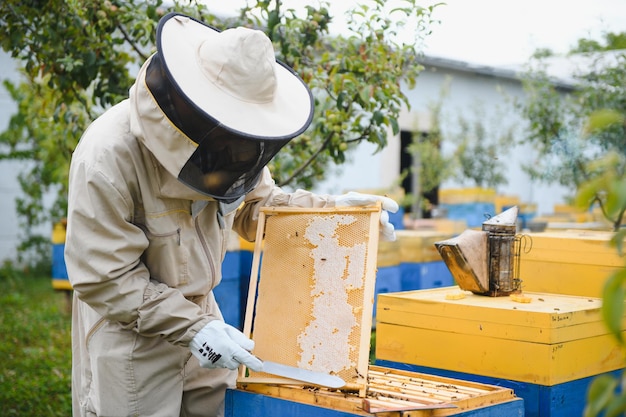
521, 230, 625, 267
239, 205, 382, 392
377, 286, 618, 343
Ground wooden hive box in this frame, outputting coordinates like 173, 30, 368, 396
234, 206, 522, 416
395, 230, 457, 264
375, 287, 626, 416
376, 286, 626, 386
519, 230, 625, 297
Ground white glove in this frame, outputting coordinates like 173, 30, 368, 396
335, 191, 399, 241
190, 321, 263, 371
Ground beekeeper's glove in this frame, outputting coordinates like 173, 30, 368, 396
190, 320, 263, 371
334, 191, 399, 241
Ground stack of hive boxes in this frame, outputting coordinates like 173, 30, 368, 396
375, 287, 626, 417
374, 211, 626, 417
438, 187, 496, 228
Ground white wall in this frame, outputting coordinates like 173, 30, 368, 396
313, 63, 570, 216
0, 51, 573, 262
0, 51, 27, 262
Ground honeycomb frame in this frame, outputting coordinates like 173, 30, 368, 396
238, 205, 382, 393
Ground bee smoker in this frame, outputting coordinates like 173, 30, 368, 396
481, 206, 521, 296
435, 206, 523, 296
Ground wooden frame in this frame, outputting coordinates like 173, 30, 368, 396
238, 205, 382, 395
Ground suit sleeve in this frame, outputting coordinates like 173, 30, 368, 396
232, 167, 337, 242
65, 160, 208, 346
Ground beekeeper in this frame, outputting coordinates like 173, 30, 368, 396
65, 12, 398, 417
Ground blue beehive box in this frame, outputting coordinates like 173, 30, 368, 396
442, 202, 495, 228
373, 265, 402, 323
400, 260, 454, 291
376, 360, 619, 417
214, 251, 246, 329
439, 188, 497, 228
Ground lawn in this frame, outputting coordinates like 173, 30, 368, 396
0, 270, 379, 416
0, 271, 72, 416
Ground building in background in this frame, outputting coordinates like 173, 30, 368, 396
312, 54, 574, 217
0, 51, 27, 262
0, 50, 577, 262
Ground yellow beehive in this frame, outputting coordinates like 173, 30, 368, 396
395, 230, 456, 263
553, 204, 595, 223
376, 286, 626, 386
439, 187, 496, 205
494, 195, 520, 214
519, 230, 625, 297
377, 238, 401, 267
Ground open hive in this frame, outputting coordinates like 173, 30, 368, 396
236, 205, 521, 415
237, 365, 519, 415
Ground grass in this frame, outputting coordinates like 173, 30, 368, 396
0, 268, 378, 416
0, 271, 72, 416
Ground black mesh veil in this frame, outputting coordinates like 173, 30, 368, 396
145, 54, 290, 202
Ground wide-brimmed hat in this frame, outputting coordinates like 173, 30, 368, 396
156, 12, 313, 140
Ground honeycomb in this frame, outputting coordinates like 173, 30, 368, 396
243, 205, 381, 389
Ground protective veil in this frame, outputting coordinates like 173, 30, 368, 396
144, 14, 314, 202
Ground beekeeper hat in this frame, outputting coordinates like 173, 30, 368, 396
144, 12, 314, 201
155, 12, 313, 140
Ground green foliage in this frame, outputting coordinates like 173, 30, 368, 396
403, 97, 453, 211
584, 239, 626, 416
572, 31, 626, 53
581, 150, 626, 416
518, 48, 626, 230
448, 103, 513, 188
0, 0, 438, 260
240, 0, 437, 188
0, 271, 72, 416
573, 95, 626, 417
585, 373, 626, 417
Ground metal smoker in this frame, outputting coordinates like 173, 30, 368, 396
435, 206, 523, 296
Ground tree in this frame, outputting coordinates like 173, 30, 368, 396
517, 35, 626, 230
518, 31, 626, 416
0, 0, 438, 260
448, 103, 513, 189
579, 122, 626, 417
